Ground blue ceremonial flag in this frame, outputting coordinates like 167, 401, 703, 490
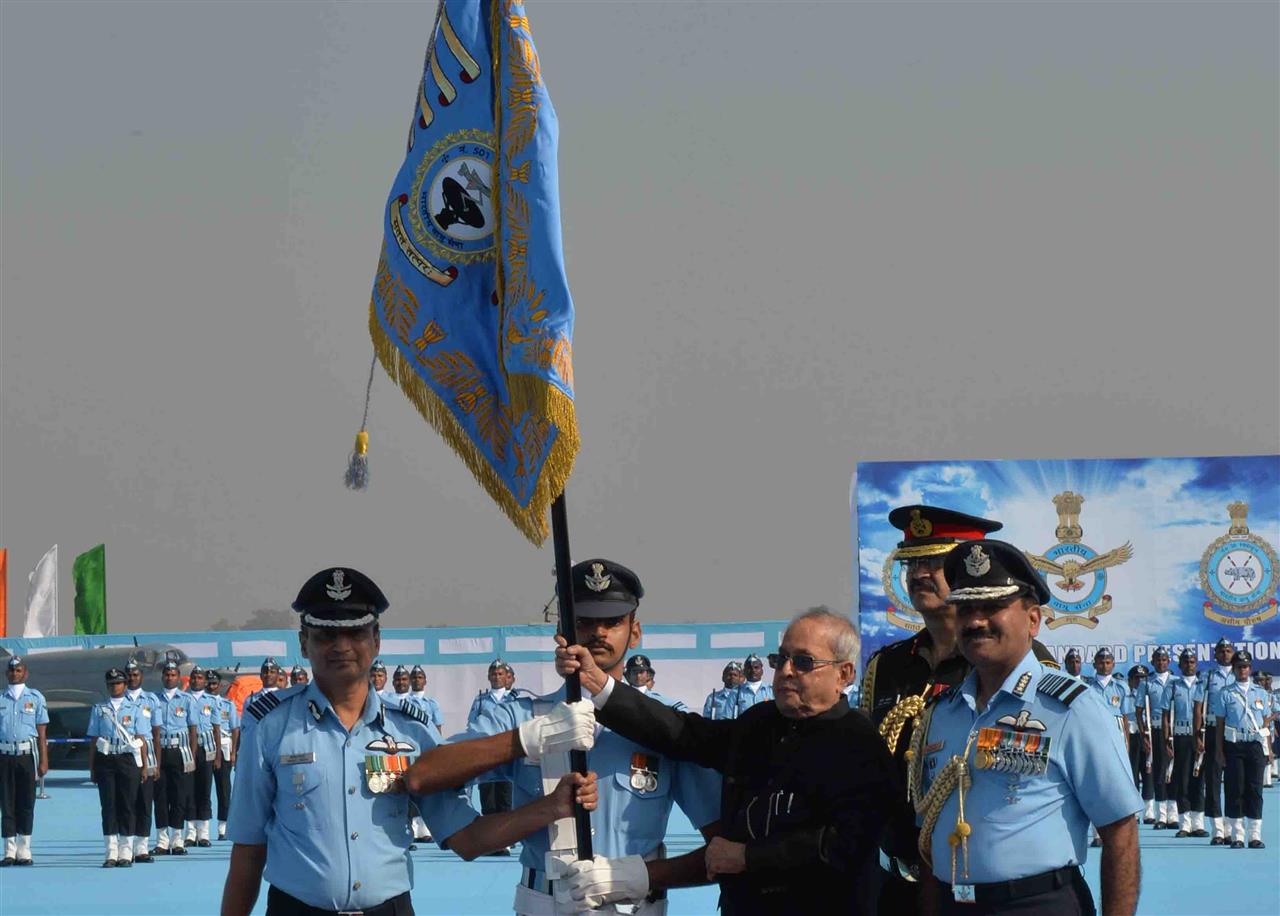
368, 0, 578, 544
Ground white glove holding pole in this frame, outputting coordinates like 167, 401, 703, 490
518, 699, 596, 763
554, 854, 650, 911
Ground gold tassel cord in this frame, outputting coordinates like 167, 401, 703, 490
879, 683, 932, 755
915, 728, 979, 886
369, 305, 577, 545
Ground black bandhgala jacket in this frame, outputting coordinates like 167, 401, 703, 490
596, 682, 897, 915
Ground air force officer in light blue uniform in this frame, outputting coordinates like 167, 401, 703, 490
914, 541, 1142, 915
221, 567, 599, 916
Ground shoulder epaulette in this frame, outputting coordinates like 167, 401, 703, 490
245, 692, 282, 721
859, 652, 880, 714
1037, 673, 1088, 707
394, 699, 430, 726
508, 688, 537, 700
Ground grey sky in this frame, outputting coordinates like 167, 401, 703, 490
2, 1, 1277, 634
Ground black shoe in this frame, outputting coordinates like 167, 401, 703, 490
485, 847, 512, 856
1143, 817, 1156, 825
408, 843, 418, 851
1090, 838, 1102, 847
0, 857, 14, 867
1210, 836, 1226, 845
1153, 821, 1166, 829
1163, 821, 1180, 830
197, 839, 212, 847
1249, 840, 1265, 849
1192, 829, 1210, 838
15, 858, 32, 866
1231, 840, 1245, 849
102, 859, 117, 868
171, 847, 188, 856
135, 853, 153, 863
152, 847, 170, 856
117, 858, 132, 868
1175, 830, 1190, 837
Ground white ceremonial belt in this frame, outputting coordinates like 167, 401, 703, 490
160, 736, 186, 748
1224, 726, 1267, 743
1204, 715, 1219, 725
0, 740, 33, 754
1172, 723, 1195, 736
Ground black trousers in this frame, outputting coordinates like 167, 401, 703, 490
478, 780, 512, 815
187, 746, 214, 821
0, 752, 36, 836
94, 753, 139, 836
1126, 729, 1151, 800
1223, 740, 1265, 819
935, 869, 1095, 916
1201, 723, 1225, 817
155, 747, 192, 830
1171, 733, 1204, 814
266, 886, 414, 916
134, 768, 155, 839
1149, 724, 1171, 802
213, 751, 232, 821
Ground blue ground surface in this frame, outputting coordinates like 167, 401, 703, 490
1, 775, 1277, 915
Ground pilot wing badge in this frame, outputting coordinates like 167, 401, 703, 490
365, 0, 579, 545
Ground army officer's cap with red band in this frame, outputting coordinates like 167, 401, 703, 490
887, 504, 1004, 560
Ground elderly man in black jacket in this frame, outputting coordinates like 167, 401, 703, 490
555, 608, 896, 915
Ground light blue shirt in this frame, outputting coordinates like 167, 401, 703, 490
189, 691, 221, 748
0, 686, 48, 742
403, 694, 444, 734
465, 683, 722, 873
1164, 677, 1203, 727
919, 650, 1142, 884
156, 689, 198, 742
125, 688, 163, 751
216, 694, 241, 733
702, 687, 739, 721
1219, 682, 1271, 742
1146, 671, 1174, 716
734, 681, 774, 715
227, 682, 479, 911
87, 697, 149, 750
1201, 667, 1235, 723
1087, 676, 1128, 722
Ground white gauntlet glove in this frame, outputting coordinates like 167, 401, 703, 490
555, 854, 650, 912
517, 699, 595, 763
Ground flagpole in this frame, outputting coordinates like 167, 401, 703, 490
550, 492, 594, 860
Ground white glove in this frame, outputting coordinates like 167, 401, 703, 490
517, 699, 595, 763
554, 854, 650, 912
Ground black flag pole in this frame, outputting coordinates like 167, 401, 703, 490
550, 491, 594, 860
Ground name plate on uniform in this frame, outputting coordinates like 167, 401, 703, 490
973, 727, 1051, 776
280, 752, 315, 765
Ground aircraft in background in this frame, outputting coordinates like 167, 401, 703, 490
0, 643, 240, 768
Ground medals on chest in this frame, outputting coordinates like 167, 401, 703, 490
363, 734, 417, 794
629, 752, 660, 793
973, 727, 1052, 776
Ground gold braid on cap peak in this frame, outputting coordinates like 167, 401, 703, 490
894, 542, 960, 560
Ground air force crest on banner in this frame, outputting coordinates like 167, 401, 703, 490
410, 130, 497, 265
325, 569, 352, 601
585, 563, 611, 593
1200, 502, 1278, 627
1024, 492, 1133, 629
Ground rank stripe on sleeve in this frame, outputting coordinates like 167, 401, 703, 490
1036, 674, 1088, 707
397, 700, 431, 726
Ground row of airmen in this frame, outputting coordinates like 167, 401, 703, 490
1062, 641, 1278, 849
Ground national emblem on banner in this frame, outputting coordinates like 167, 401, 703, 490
366, 0, 578, 544
1024, 492, 1133, 629
1200, 502, 1279, 627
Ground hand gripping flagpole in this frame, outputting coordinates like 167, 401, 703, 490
551, 492, 594, 860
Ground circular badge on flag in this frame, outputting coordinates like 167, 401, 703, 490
410, 129, 497, 264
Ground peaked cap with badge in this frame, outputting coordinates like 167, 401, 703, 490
105, 667, 125, 684
6, 656, 23, 670
943, 539, 1052, 606
567, 558, 644, 618
889, 505, 1003, 560
625, 654, 654, 675
487, 657, 512, 673
292, 566, 389, 628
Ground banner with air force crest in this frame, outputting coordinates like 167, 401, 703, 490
854, 455, 1280, 672
368, 0, 577, 544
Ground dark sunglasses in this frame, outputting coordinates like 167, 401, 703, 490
768, 652, 841, 674
901, 554, 947, 573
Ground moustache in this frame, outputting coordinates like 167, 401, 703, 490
961, 627, 993, 640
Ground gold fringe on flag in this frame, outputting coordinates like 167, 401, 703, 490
369, 303, 577, 545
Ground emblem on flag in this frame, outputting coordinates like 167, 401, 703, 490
366, 0, 578, 544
